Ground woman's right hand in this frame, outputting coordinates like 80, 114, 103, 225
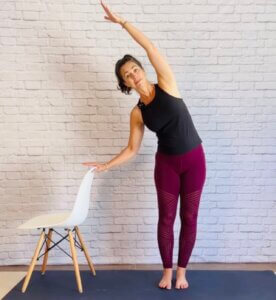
82, 162, 109, 172
100, 0, 123, 25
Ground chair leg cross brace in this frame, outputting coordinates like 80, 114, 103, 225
37, 228, 84, 260
21, 226, 96, 294
38, 231, 72, 260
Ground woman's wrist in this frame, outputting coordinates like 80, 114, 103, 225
120, 19, 127, 28
104, 162, 110, 171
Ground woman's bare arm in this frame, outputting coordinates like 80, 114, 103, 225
104, 107, 144, 169
100, 1, 152, 51
82, 107, 144, 172
100, 1, 179, 92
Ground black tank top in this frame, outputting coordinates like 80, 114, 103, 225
137, 83, 202, 155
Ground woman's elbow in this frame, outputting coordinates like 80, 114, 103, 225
128, 146, 139, 157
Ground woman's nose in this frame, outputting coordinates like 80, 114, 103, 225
130, 74, 137, 81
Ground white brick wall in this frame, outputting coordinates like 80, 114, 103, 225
0, 0, 275, 266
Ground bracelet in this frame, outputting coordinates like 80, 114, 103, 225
121, 20, 127, 28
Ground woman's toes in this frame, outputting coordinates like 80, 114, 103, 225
182, 282, 189, 289
159, 279, 171, 289
159, 281, 165, 288
175, 279, 189, 289
165, 282, 172, 290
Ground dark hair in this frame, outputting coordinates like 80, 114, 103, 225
115, 54, 144, 95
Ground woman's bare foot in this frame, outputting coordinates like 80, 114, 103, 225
159, 268, 173, 289
175, 266, 189, 289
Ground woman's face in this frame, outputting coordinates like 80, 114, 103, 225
120, 61, 145, 89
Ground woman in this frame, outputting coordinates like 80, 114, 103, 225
83, 1, 206, 290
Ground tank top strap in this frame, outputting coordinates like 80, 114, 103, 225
137, 99, 145, 109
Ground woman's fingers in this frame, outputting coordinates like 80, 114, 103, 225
100, 0, 121, 23
100, 1, 110, 16
101, 1, 110, 13
82, 162, 108, 173
100, 0, 105, 7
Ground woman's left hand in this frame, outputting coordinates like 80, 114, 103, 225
100, 0, 123, 24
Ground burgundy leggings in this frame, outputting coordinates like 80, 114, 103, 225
154, 143, 206, 268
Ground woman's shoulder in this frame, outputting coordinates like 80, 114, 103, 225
131, 105, 144, 124
156, 80, 182, 99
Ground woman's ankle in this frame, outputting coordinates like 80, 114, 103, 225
163, 267, 173, 272
176, 266, 187, 273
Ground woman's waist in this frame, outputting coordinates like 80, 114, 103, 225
156, 140, 203, 157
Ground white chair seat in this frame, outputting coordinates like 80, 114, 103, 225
18, 212, 71, 229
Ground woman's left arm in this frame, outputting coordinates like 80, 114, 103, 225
100, 1, 176, 85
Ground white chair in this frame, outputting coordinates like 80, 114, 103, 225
18, 168, 97, 293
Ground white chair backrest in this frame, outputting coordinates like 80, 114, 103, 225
63, 168, 96, 226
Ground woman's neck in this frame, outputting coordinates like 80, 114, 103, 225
139, 82, 155, 103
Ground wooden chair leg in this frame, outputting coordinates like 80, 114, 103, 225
68, 229, 83, 293
22, 230, 45, 293
75, 226, 96, 276
41, 228, 53, 275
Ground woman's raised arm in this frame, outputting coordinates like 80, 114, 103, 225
100, 1, 177, 86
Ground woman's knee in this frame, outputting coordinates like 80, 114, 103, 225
180, 211, 198, 226
158, 211, 176, 227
